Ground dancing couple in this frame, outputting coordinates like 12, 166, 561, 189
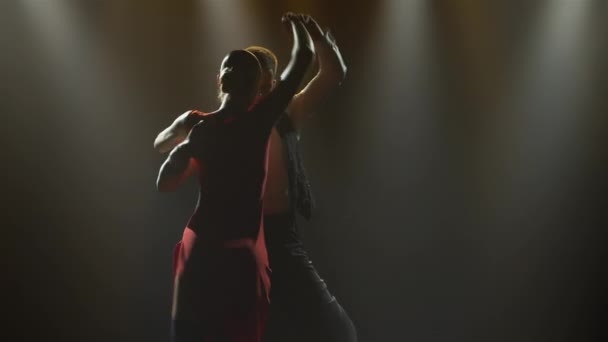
155, 12, 355, 342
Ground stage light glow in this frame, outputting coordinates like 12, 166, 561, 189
502, 0, 592, 194
195, 0, 265, 62
351, 0, 436, 151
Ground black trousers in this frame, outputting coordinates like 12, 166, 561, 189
262, 213, 357, 342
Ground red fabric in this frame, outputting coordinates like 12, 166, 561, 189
169, 108, 276, 341
171, 227, 270, 341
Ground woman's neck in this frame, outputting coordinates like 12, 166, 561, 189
218, 93, 253, 113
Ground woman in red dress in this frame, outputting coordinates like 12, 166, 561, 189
156, 13, 314, 342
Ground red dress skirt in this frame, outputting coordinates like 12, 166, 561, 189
170, 225, 271, 342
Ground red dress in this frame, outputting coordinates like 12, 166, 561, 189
170, 108, 275, 342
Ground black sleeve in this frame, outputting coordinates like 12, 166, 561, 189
254, 18, 314, 131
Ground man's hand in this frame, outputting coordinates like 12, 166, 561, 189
281, 12, 299, 31
302, 15, 325, 42
285, 15, 347, 130
156, 120, 207, 192
154, 110, 196, 154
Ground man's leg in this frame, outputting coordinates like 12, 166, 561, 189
264, 263, 357, 342
319, 296, 358, 342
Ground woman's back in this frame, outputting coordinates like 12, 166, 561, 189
187, 107, 274, 242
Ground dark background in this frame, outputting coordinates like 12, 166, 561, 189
3, 1, 607, 341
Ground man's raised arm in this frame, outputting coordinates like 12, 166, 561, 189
288, 16, 347, 130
